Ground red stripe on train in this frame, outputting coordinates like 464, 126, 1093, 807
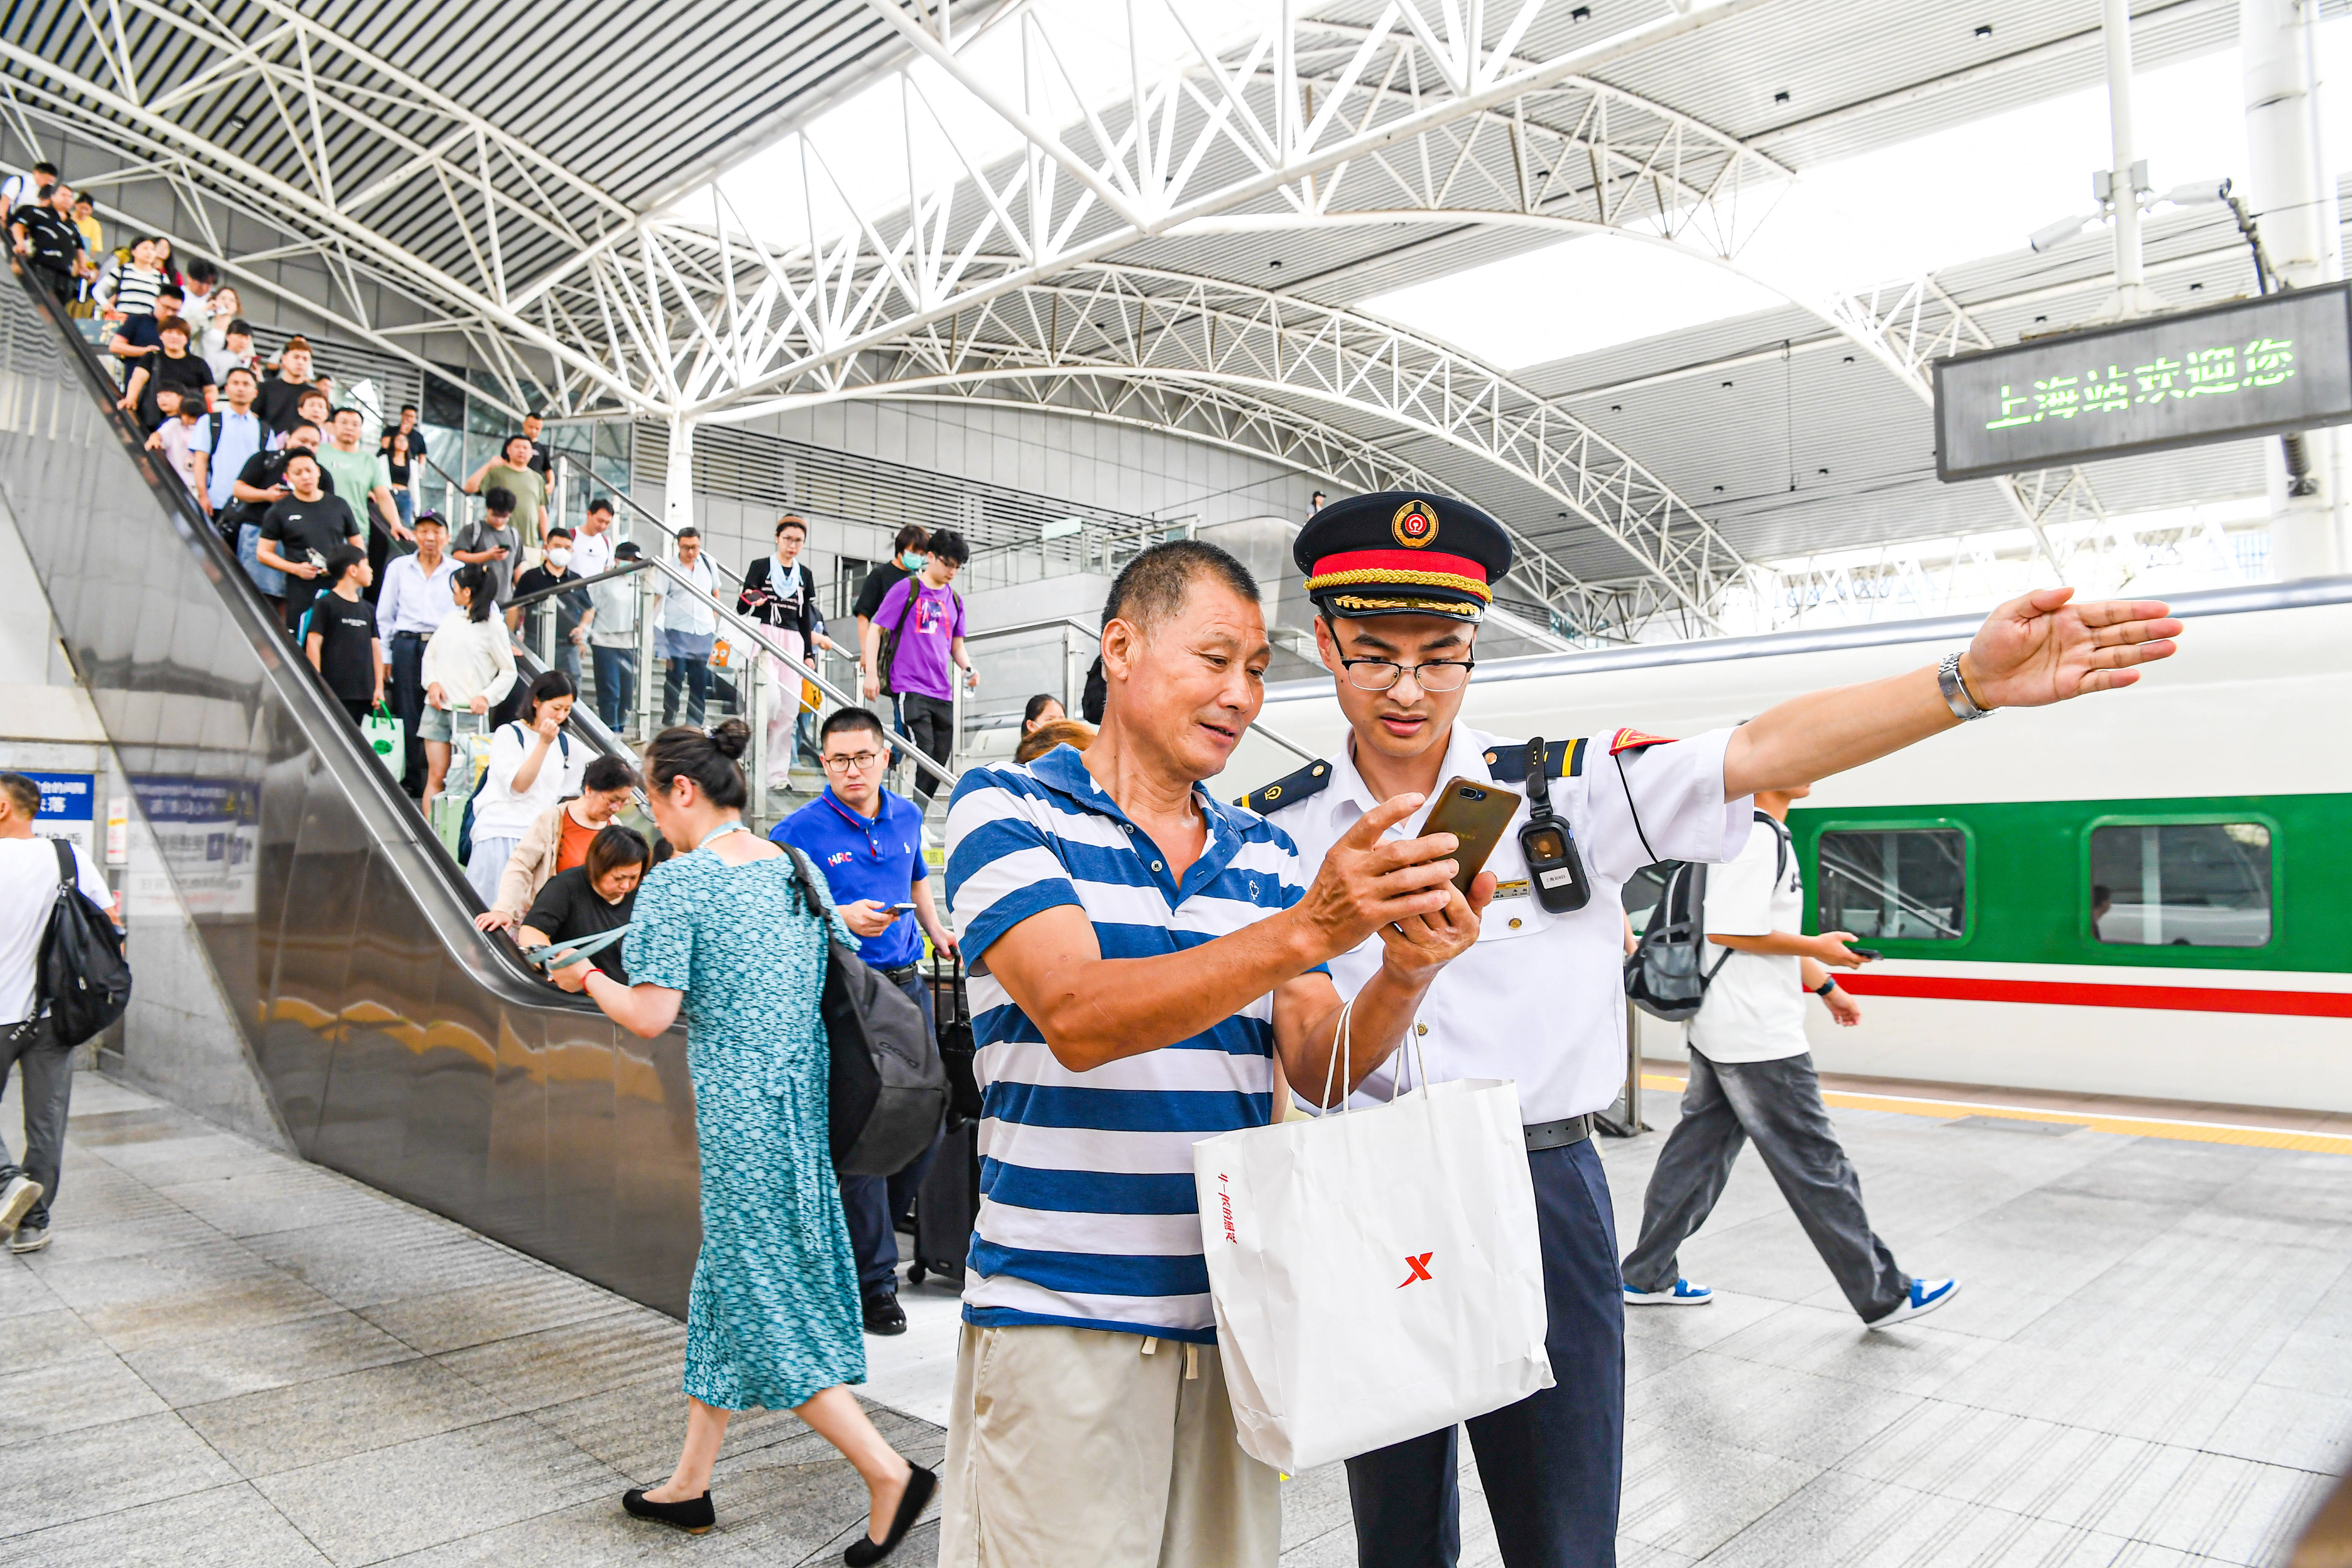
1835, 973, 2352, 1018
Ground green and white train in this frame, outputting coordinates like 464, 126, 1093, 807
1239, 577, 2352, 1115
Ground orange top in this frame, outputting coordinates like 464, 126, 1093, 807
556, 809, 596, 872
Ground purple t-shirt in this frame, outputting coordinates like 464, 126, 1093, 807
875, 576, 965, 700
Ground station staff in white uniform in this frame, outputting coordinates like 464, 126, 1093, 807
1244, 490, 2187, 1568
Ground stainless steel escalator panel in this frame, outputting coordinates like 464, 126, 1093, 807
0, 270, 698, 1319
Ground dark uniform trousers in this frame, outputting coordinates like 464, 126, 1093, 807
1347, 1136, 1625, 1568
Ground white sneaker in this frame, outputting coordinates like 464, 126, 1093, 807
1624, 1278, 1713, 1306
0, 1175, 40, 1234
1869, 1278, 1959, 1328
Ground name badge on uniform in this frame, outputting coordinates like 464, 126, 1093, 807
1492, 879, 1531, 900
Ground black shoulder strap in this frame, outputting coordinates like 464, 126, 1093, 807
1756, 809, 1791, 883
49, 836, 72, 890
1235, 758, 1335, 814
1483, 736, 1585, 784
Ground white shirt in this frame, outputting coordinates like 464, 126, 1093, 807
588, 565, 639, 649
470, 720, 585, 841
188, 407, 267, 511
378, 552, 460, 637
569, 526, 614, 582
1258, 722, 1751, 1123
419, 611, 517, 712
0, 836, 112, 1023
656, 553, 718, 637
1688, 812, 1809, 1064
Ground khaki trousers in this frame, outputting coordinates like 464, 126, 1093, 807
937, 1323, 1281, 1568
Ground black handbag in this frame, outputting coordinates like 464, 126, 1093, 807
776, 843, 949, 1177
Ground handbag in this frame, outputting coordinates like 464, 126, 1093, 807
362, 701, 405, 784
1191, 1005, 1554, 1473
776, 842, 950, 1177
876, 572, 922, 697
928, 947, 983, 1123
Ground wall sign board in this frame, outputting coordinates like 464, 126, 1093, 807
1933, 283, 2352, 482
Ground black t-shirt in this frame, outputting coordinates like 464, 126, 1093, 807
256, 375, 322, 436
308, 590, 379, 700
379, 427, 425, 484
512, 564, 590, 637
261, 493, 360, 617
525, 866, 637, 981
139, 350, 213, 430
227, 448, 336, 527
523, 438, 550, 479
853, 562, 914, 623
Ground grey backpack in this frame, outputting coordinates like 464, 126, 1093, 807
1623, 812, 1788, 1022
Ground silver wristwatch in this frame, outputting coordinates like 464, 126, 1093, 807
1937, 651, 1991, 721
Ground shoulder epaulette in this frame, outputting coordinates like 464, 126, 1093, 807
1236, 758, 1334, 814
1483, 736, 1585, 784
1609, 727, 1677, 755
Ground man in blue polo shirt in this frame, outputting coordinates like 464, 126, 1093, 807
773, 705, 958, 1337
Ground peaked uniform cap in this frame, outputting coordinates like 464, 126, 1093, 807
1295, 491, 1513, 623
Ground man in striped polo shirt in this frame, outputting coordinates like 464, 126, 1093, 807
940, 540, 1494, 1568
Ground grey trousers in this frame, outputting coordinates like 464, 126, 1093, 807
1620, 1050, 1909, 1322
0, 1021, 71, 1230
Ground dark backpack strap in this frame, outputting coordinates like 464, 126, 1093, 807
49, 836, 73, 889
1754, 809, 1791, 884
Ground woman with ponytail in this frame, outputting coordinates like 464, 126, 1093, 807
552, 718, 934, 1561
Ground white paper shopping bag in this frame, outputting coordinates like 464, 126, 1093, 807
1192, 1013, 1553, 1473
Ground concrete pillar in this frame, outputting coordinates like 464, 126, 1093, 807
2243, 0, 2348, 576
663, 414, 695, 538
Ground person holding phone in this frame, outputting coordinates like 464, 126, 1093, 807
770, 705, 957, 1337
1241, 491, 2183, 1568
1618, 779, 1950, 1334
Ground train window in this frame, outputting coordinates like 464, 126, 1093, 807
1816, 830, 1966, 941
2089, 822, 2272, 947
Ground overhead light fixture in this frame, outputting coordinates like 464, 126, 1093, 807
2153, 177, 2230, 210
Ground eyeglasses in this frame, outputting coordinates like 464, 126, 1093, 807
822, 751, 884, 772
1339, 657, 1475, 693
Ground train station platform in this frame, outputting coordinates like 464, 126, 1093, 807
8, 1067, 2341, 1567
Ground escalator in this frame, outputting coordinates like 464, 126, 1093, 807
0, 267, 701, 1316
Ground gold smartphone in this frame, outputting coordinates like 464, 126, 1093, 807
1419, 776, 1521, 897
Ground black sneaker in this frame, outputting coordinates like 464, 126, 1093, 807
862, 1293, 907, 1336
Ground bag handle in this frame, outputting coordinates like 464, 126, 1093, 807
1316, 998, 1354, 1115
520, 923, 632, 970
1386, 1012, 1431, 1103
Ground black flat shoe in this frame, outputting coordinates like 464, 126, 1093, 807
623, 1487, 714, 1534
843, 1464, 936, 1565
862, 1293, 907, 1336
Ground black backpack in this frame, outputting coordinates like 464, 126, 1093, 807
37, 839, 131, 1045
776, 843, 950, 1177
1624, 812, 1788, 1023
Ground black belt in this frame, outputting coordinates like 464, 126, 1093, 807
1524, 1114, 1593, 1152
880, 962, 922, 985
391, 629, 429, 641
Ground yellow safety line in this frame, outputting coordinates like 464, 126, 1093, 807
1636, 1074, 2352, 1157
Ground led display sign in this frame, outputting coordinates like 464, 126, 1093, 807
1933, 283, 2352, 482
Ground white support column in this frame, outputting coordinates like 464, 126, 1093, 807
663, 416, 696, 536
2101, 0, 2165, 318
2244, 0, 2347, 577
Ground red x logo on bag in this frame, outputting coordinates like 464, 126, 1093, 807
1396, 1252, 1435, 1288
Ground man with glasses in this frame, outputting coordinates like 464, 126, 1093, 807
772, 706, 957, 1337
1244, 491, 2185, 1568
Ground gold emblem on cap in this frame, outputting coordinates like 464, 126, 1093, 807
1391, 499, 1440, 549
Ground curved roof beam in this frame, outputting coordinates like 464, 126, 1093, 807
705, 263, 1752, 636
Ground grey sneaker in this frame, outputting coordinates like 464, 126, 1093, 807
9, 1225, 48, 1254
0, 1175, 40, 1234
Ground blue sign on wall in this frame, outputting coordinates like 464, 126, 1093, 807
21, 770, 93, 822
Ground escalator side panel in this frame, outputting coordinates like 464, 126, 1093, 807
0, 272, 702, 1317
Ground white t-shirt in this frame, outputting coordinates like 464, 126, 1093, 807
470, 720, 585, 841
1688, 812, 1808, 1064
0, 836, 112, 1024
569, 527, 614, 582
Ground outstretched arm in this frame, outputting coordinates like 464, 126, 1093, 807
1723, 587, 2182, 799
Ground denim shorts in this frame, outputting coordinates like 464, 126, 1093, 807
417, 705, 454, 743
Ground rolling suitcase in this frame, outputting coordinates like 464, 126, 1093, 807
907, 950, 983, 1288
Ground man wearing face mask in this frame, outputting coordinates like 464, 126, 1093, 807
510, 526, 593, 684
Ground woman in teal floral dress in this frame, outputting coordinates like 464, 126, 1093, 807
555, 719, 934, 1563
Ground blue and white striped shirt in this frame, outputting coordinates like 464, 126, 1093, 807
944, 743, 1314, 1342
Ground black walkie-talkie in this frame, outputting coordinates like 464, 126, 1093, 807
1519, 736, 1592, 914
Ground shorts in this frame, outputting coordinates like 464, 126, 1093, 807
418, 705, 454, 743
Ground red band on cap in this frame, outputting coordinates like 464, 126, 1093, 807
1308, 548, 1489, 584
